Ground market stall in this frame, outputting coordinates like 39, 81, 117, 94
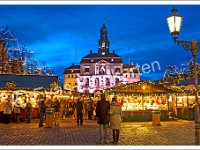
105, 80, 183, 121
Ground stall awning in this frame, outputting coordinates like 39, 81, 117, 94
105, 80, 183, 95
177, 78, 200, 86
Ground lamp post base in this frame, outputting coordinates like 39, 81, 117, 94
195, 105, 200, 145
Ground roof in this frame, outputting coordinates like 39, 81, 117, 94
65, 64, 80, 70
105, 80, 182, 95
64, 70, 80, 74
81, 57, 123, 63
178, 78, 200, 86
63, 64, 80, 74
0, 74, 59, 89
83, 52, 120, 58
133, 68, 139, 73
123, 63, 134, 68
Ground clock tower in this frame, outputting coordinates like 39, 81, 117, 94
98, 23, 110, 56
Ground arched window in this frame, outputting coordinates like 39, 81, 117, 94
115, 78, 120, 85
95, 78, 100, 86
85, 78, 89, 86
106, 78, 110, 86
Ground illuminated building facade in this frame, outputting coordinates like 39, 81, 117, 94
63, 23, 140, 93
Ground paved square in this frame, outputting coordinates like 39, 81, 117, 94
0, 118, 195, 145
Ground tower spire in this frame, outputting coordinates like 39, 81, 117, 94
98, 20, 110, 55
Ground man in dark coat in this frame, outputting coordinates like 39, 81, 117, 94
38, 95, 46, 128
95, 93, 110, 144
53, 97, 60, 127
76, 98, 83, 125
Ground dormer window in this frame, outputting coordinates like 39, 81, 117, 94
111, 58, 114, 62
102, 52, 105, 55
91, 59, 94, 62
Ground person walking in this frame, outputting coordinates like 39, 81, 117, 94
38, 95, 46, 128
76, 98, 83, 126
95, 93, 110, 144
26, 101, 32, 123
53, 97, 60, 127
109, 96, 122, 144
3, 98, 12, 124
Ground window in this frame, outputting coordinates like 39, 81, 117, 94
95, 78, 100, 86
115, 68, 120, 73
102, 42, 105, 48
106, 78, 110, 86
71, 75, 74, 78
85, 78, 89, 86
115, 78, 120, 85
85, 68, 89, 72
102, 52, 105, 55
68, 75, 70, 78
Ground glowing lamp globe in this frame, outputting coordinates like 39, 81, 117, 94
167, 7, 183, 40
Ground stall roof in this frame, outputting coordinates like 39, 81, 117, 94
177, 78, 200, 86
105, 80, 183, 95
0, 74, 59, 90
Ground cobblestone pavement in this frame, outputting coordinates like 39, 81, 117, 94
0, 118, 195, 146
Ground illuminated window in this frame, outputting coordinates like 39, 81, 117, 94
102, 42, 105, 48
102, 52, 105, 55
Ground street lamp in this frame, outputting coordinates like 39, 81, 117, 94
167, 7, 200, 145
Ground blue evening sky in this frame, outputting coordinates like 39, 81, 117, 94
0, 4, 200, 84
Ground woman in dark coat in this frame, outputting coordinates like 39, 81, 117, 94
95, 93, 110, 144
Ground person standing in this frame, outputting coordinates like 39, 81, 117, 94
38, 95, 46, 128
53, 97, 60, 127
76, 98, 83, 126
95, 93, 110, 144
109, 96, 122, 144
26, 101, 32, 123
0, 100, 5, 123
3, 98, 12, 124
60, 100, 66, 119
14, 101, 21, 123
87, 99, 94, 120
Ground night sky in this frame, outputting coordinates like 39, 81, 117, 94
0, 4, 200, 85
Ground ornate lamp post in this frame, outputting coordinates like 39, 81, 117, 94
167, 7, 200, 145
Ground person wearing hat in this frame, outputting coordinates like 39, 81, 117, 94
95, 93, 110, 144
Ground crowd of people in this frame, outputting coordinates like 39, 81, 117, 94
0, 92, 122, 144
